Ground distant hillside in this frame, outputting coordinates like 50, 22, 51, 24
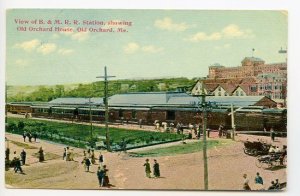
7, 77, 198, 102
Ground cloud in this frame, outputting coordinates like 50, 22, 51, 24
222, 24, 249, 38
214, 43, 231, 50
15, 59, 29, 67
58, 27, 89, 42
124, 42, 140, 54
189, 32, 222, 42
124, 42, 164, 54
14, 39, 73, 56
141, 45, 164, 53
71, 32, 89, 42
187, 24, 254, 42
14, 39, 40, 51
37, 43, 57, 55
58, 48, 74, 55
154, 17, 189, 32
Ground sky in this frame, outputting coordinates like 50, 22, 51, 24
6, 9, 288, 86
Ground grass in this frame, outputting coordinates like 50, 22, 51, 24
129, 140, 233, 157
9, 140, 38, 149
7, 117, 183, 148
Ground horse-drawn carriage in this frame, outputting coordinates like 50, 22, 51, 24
255, 153, 287, 169
243, 140, 270, 156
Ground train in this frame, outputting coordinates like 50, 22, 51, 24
6, 102, 287, 132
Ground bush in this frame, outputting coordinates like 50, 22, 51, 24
17, 121, 25, 131
7, 122, 17, 132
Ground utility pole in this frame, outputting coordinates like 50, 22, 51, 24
97, 66, 115, 151
200, 81, 209, 190
89, 98, 93, 140
230, 103, 236, 141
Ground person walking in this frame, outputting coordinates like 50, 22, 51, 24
38, 147, 45, 162
13, 151, 23, 174
99, 152, 104, 166
254, 172, 263, 185
20, 149, 26, 165
97, 166, 104, 187
28, 132, 32, 143
270, 128, 275, 142
102, 165, 109, 187
243, 174, 251, 190
22, 131, 26, 142
153, 159, 160, 178
143, 159, 151, 178
91, 150, 96, 164
85, 157, 91, 172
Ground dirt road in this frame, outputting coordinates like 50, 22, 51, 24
5, 133, 286, 190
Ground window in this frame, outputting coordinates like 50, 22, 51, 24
240, 92, 244, 96
218, 92, 221, 96
250, 86, 257, 92
166, 111, 175, 120
218, 87, 221, 91
225, 92, 228, 96
236, 91, 239, 96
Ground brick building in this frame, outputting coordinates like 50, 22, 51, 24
191, 57, 287, 103
208, 57, 287, 79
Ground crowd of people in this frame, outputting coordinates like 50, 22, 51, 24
243, 172, 284, 190
5, 144, 45, 175
22, 130, 38, 143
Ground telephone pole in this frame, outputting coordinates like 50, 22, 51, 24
230, 103, 236, 141
200, 81, 209, 190
97, 66, 115, 151
89, 98, 93, 140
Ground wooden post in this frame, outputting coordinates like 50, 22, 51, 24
201, 81, 209, 190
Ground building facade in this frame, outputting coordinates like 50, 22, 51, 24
191, 57, 287, 102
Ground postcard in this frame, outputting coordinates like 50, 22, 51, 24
4, 9, 288, 192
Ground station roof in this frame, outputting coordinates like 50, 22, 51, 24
46, 93, 272, 108
206, 96, 268, 107
108, 92, 191, 106
48, 97, 103, 105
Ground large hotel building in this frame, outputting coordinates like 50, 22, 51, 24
191, 57, 287, 103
